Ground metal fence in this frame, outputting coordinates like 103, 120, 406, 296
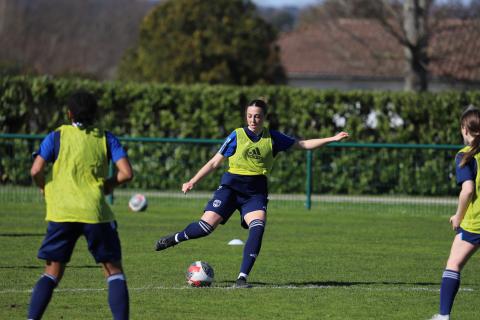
0, 133, 462, 214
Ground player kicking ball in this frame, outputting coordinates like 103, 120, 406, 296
155, 98, 348, 288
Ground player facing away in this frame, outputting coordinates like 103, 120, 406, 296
28, 91, 133, 320
429, 107, 480, 320
155, 99, 349, 288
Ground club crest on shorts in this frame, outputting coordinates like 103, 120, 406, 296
213, 199, 222, 207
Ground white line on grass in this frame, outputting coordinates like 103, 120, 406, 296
0, 285, 475, 294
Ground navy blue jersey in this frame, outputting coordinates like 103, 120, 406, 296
217, 127, 296, 195
456, 152, 477, 186
35, 129, 127, 163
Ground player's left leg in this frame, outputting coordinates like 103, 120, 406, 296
236, 208, 266, 288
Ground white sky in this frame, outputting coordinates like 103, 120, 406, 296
252, 0, 473, 8
252, 0, 321, 8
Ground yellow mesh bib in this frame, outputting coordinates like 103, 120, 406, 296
44, 125, 114, 223
459, 146, 480, 233
227, 128, 273, 176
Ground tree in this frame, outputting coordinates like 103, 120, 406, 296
118, 0, 285, 85
297, 0, 480, 92
0, 0, 151, 79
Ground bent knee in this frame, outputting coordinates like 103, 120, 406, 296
201, 211, 223, 228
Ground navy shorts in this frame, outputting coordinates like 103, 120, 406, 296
38, 221, 122, 263
457, 227, 480, 245
204, 185, 268, 229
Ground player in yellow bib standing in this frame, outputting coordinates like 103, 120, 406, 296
429, 107, 480, 320
28, 91, 133, 320
155, 99, 348, 288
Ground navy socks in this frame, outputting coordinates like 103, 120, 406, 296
107, 273, 129, 320
28, 272, 129, 320
28, 273, 57, 320
239, 219, 265, 278
176, 220, 213, 242
439, 269, 460, 315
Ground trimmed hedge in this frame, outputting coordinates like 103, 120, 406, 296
2, 76, 480, 195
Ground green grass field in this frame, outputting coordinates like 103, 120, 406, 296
1, 199, 479, 319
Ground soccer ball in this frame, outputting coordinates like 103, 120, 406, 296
186, 261, 214, 287
128, 193, 147, 212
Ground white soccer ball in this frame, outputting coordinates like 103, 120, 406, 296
128, 193, 147, 212
186, 261, 214, 287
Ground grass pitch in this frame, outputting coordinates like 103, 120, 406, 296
1, 198, 479, 319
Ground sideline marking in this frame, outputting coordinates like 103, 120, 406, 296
0, 285, 475, 294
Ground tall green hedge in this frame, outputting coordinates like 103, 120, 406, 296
2, 76, 480, 195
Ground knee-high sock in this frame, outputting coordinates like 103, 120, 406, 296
239, 219, 265, 278
175, 220, 213, 243
28, 273, 58, 320
439, 269, 460, 315
108, 273, 129, 320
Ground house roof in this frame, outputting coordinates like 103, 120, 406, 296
277, 18, 480, 82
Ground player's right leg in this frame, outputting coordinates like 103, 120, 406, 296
155, 211, 222, 251
155, 185, 236, 251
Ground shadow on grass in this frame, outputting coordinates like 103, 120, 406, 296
0, 265, 99, 269
215, 280, 438, 287
0, 233, 44, 237
282, 280, 438, 287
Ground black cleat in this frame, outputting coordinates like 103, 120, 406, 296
234, 276, 252, 288
155, 234, 177, 251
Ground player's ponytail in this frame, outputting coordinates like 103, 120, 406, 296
460, 106, 480, 167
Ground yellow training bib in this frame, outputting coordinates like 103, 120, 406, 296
227, 128, 274, 176
458, 146, 480, 233
44, 125, 114, 223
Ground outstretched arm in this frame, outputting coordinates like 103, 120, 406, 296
294, 131, 349, 150
182, 153, 225, 194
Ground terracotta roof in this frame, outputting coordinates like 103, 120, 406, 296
278, 18, 480, 82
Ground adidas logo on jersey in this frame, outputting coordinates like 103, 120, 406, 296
247, 147, 261, 159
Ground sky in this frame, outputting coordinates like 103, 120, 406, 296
252, 0, 321, 8
251, 0, 473, 8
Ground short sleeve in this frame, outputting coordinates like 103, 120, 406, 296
270, 130, 296, 156
456, 153, 477, 186
106, 131, 128, 163
34, 131, 57, 163
218, 131, 237, 157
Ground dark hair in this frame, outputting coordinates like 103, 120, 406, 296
460, 106, 480, 167
67, 91, 98, 125
245, 99, 268, 115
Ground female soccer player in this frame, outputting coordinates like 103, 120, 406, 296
429, 107, 480, 320
155, 99, 349, 288
28, 91, 133, 319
